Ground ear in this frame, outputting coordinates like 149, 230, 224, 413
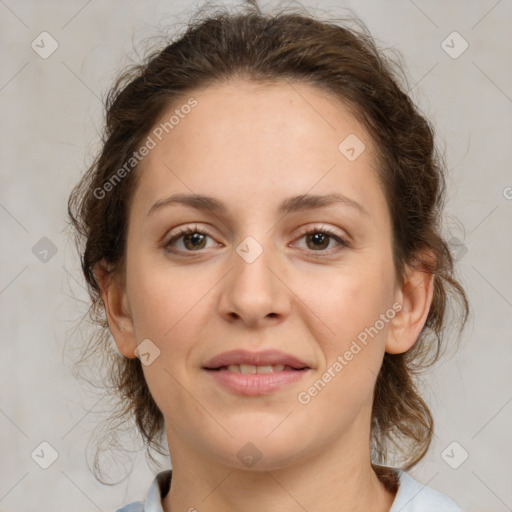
95, 259, 138, 358
386, 250, 436, 354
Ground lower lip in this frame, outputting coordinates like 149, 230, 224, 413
204, 368, 309, 395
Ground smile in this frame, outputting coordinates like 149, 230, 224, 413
204, 365, 310, 395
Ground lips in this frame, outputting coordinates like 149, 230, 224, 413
203, 349, 310, 371
203, 349, 311, 395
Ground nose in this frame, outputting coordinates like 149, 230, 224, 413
217, 238, 291, 329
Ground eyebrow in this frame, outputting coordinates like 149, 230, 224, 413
147, 192, 369, 218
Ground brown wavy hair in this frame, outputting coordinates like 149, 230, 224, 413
67, 1, 469, 485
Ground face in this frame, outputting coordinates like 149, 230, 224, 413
109, 79, 410, 472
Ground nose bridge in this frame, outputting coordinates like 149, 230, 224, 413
218, 231, 289, 325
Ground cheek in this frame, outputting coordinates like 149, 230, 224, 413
126, 262, 212, 413
127, 255, 203, 338
126, 259, 218, 388
299, 274, 391, 413
294, 254, 394, 400
299, 262, 392, 344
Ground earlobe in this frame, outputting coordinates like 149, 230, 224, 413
95, 259, 138, 358
386, 253, 436, 355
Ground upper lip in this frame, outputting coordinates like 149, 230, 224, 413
203, 349, 310, 370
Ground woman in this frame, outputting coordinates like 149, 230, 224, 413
68, 3, 469, 511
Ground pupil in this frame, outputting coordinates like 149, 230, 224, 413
185, 233, 206, 250
308, 233, 328, 250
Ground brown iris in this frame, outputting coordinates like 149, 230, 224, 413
183, 232, 207, 250
306, 232, 329, 250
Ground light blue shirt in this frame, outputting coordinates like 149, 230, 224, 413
116, 468, 463, 511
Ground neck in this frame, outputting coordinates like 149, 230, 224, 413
162, 430, 396, 512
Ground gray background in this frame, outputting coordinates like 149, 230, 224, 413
1, 0, 511, 511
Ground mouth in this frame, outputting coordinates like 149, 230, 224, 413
206, 364, 309, 374
202, 349, 311, 395
202, 349, 311, 371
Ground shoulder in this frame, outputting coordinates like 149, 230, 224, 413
114, 469, 172, 512
115, 502, 144, 512
390, 469, 463, 512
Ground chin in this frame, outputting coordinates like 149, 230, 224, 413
208, 430, 310, 472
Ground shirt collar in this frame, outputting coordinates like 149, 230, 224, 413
143, 470, 172, 512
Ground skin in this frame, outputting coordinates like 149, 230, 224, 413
97, 79, 434, 512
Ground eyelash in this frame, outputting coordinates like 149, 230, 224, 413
163, 224, 350, 257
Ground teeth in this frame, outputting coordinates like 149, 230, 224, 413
240, 364, 256, 374
256, 365, 274, 374
256, 364, 285, 374
226, 364, 286, 374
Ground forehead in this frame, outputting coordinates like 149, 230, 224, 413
132, 79, 386, 220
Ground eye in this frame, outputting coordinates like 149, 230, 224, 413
292, 225, 350, 255
164, 225, 219, 253
163, 224, 350, 256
